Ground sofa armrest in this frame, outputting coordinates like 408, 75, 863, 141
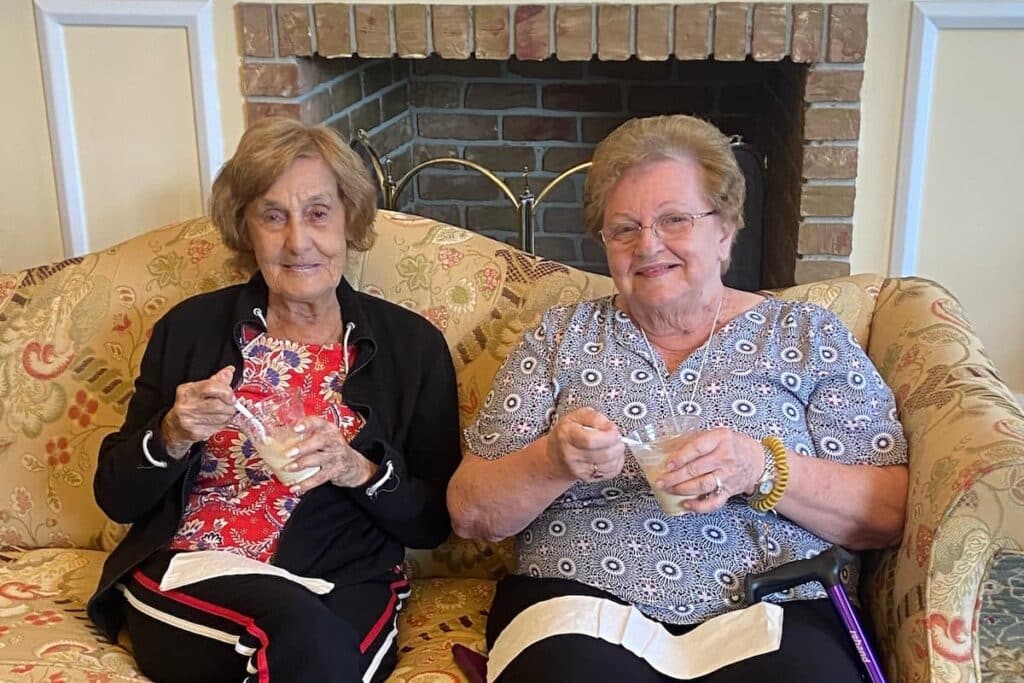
865, 277, 1024, 683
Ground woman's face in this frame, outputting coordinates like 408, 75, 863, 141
245, 155, 348, 307
602, 158, 733, 313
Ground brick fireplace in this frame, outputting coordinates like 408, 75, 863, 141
237, 3, 866, 287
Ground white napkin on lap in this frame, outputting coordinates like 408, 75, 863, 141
159, 550, 334, 595
487, 596, 783, 682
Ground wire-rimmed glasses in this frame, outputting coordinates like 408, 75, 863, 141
599, 210, 718, 247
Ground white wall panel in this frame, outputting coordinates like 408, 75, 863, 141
66, 25, 203, 252
0, 0, 63, 272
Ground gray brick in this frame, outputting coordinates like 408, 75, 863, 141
418, 173, 502, 200
465, 146, 537, 172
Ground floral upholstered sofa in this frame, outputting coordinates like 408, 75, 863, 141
0, 210, 1022, 683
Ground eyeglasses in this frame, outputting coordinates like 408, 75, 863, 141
599, 210, 718, 247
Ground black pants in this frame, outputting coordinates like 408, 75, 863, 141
120, 551, 408, 683
487, 575, 870, 683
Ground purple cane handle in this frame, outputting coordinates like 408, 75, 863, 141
826, 584, 886, 683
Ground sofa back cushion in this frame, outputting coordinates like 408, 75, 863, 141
0, 218, 248, 551
0, 209, 883, 566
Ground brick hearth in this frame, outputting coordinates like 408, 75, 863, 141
236, 3, 866, 286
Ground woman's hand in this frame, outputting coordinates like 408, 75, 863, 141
657, 427, 763, 513
547, 407, 625, 483
161, 366, 237, 459
285, 416, 378, 494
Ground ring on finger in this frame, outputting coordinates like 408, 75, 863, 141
591, 464, 602, 480
713, 474, 723, 494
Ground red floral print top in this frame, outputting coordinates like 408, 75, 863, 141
170, 331, 364, 562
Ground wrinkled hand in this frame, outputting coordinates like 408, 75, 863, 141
657, 427, 763, 513
161, 366, 236, 459
285, 416, 377, 494
547, 407, 625, 483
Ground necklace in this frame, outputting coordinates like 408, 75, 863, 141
641, 292, 725, 417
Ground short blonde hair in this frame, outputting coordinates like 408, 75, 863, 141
210, 117, 378, 256
583, 115, 745, 262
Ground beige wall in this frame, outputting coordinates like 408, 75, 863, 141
916, 28, 1024, 391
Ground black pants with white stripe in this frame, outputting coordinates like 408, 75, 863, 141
487, 575, 870, 683
120, 551, 408, 683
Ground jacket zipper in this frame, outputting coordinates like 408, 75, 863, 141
268, 319, 373, 566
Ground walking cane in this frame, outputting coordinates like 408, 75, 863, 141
745, 545, 887, 683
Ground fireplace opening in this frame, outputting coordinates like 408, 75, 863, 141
241, 3, 867, 287
324, 55, 805, 290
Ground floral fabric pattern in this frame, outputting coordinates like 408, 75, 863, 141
465, 296, 906, 624
170, 334, 362, 561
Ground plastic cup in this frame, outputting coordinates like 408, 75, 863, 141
627, 414, 702, 516
236, 390, 320, 485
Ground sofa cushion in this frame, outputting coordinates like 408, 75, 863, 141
0, 548, 145, 680
768, 273, 884, 350
0, 219, 249, 552
0, 547, 493, 682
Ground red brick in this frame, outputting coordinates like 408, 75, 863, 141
629, 85, 714, 115
368, 114, 413, 152
542, 147, 592, 173
752, 4, 788, 61
314, 4, 352, 57
418, 113, 498, 140
556, 5, 593, 61
277, 5, 313, 57
582, 116, 629, 143
515, 6, 551, 61
247, 91, 331, 126
636, 5, 671, 61
475, 6, 511, 60
239, 4, 273, 57
248, 101, 300, 124
804, 108, 860, 140
242, 62, 303, 97
331, 75, 362, 111
829, 4, 868, 63
433, 6, 471, 60
802, 145, 858, 179
792, 4, 824, 63
597, 5, 631, 61
394, 5, 428, 58
805, 69, 863, 102
354, 5, 391, 57
504, 116, 577, 142
800, 184, 855, 217
713, 3, 749, 62
466, 83, 536, 109
542, 84, 621, 112
675, 4, 711, 60
410, 81, 460, 108
797, 222, 853, 256
794, 258, 850, 284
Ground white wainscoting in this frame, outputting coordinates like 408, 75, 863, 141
890, 1, 1024, 276
34, 0, 223, 258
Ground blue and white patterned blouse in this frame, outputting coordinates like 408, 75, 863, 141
464, 296, 907, 625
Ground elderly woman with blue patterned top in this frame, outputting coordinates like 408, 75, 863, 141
447, 115, 908, 683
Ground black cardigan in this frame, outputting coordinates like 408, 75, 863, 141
87, 273, 461, 640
